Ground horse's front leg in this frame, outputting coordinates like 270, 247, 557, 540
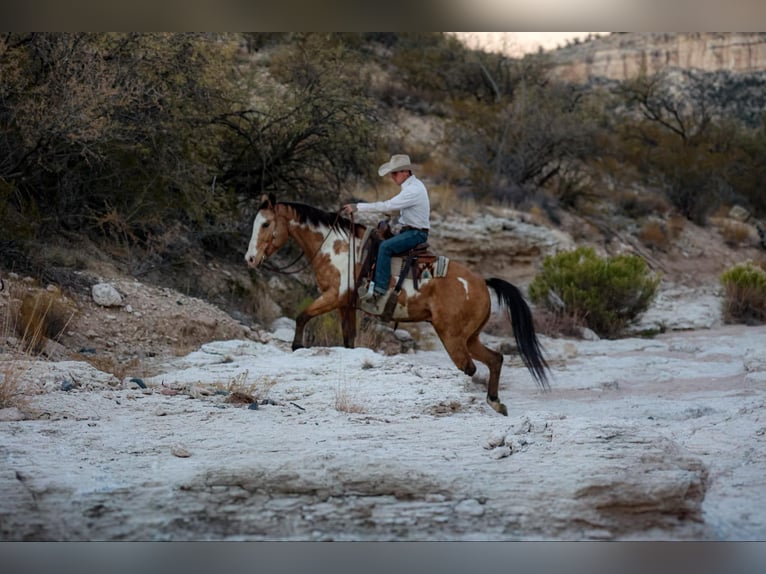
291, 290, 341, 351
338, 301, 356, 349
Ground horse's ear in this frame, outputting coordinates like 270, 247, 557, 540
259, 193, 277, 210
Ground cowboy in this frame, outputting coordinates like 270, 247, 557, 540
343, 153, 431, 317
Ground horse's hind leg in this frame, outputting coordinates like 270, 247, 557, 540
467, 335, 507, 416
435, 331, 477, 377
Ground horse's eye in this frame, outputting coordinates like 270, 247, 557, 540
262, 222, 270, 228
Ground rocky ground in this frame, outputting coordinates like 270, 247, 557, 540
1, 208, 765, 540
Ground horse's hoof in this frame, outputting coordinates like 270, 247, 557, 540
292, 343, 303, 352
487, 397, 508, 416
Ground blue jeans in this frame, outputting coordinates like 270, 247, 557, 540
373, 229, 428, 294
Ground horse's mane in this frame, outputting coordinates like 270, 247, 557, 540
261, 200, 365, 235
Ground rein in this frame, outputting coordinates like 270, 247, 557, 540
262, 250, 312, 275
347, 211, 357, 299
261, 210, 346, 276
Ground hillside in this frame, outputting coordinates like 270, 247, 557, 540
2, 32, 766, 366
3, 33, 766, 541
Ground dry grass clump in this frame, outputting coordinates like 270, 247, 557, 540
0, 359, 29, 410
530, 307, 589, 339
638, 221, 670, 252
1, 281, 75, 410
17, 287, 76, 354
719, 220, 752, 248
220, 371, 278, 404
334, 382, 366, 414
1, 306, 26, 410
667, 214, 686, 239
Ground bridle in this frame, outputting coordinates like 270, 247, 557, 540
259, 208, 352, 276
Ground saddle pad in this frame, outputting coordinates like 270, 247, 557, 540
435, 255, 450, 277
390, 255, 450, 280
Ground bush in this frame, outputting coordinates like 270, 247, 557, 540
721, 261, 766, 324
529, 247, 660, 338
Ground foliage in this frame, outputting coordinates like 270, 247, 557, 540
528, 247, 660, 338
0, 33, 240, 240
721, 261, 766, 325
214, 33, 382, 209
445, 65, 600, 207
4, 31, 766, 281
390, 33, 525, 106
611, 68, 750, 223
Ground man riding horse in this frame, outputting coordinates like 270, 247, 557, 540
343, 154, 430, 319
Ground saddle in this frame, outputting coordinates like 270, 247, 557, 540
358, 220, 449, 294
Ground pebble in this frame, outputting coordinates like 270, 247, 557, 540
171, 445, 191, 458
248, 402, 259, 410
489, 445, 512, 459
454, 498, 485, 517
60, 380, 76, 392
92, 283, 123, 307
484, 430, 506, 449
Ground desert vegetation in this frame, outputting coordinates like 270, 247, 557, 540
2, 32, 766, 337
721, 261, 766, 325
528, 247, 661, 338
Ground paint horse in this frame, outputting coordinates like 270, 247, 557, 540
245, 194, 550, 415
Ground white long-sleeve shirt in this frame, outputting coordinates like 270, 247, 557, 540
356, 174, 430, 230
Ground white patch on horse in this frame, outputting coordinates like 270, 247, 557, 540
320, 226, 355, 295
458, 277, 470, 298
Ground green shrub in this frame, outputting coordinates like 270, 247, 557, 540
529, 247, 660, 338
721, 261, 766, 325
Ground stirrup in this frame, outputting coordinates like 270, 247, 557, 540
359, 289, 392, 317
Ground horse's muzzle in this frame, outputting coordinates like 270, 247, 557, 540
246, 252, 264, 268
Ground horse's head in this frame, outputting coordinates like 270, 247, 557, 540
245, 193, 290, 268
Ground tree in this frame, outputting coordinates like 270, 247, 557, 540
445, 60, 598, 206
0, 33, 239, 239
214, 34, 382, 208
613, 68, 743, 223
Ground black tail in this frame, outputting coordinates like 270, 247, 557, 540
486, 278, 550, 391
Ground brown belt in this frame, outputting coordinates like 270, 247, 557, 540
402, 226, 429, 233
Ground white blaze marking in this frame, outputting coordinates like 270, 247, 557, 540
245, 212, 267, 263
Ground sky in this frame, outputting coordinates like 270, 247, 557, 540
454, 32, 603, 56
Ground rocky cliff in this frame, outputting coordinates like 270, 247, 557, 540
551, 32, 766, 82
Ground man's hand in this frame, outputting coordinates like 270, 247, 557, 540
343, 204, 357, 215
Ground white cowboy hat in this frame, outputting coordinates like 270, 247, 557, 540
378, 154, 414, 177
